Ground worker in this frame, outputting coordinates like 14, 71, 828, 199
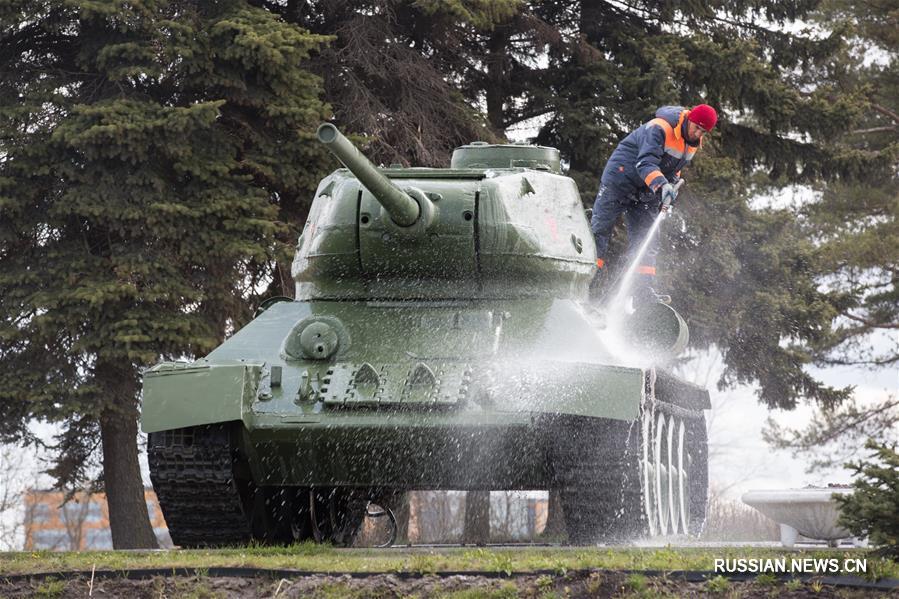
590, 104, 717, 305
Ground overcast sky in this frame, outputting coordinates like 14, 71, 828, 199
685, 349, 896, 500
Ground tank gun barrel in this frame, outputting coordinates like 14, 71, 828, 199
317, 123, 421, 227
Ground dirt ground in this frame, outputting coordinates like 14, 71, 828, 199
2, 571, 893, 598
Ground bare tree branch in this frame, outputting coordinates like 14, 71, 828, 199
871, 102, 899, 124
844, 312, 899, 329
849, 126, 898, 135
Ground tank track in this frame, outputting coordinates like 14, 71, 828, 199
551, 415, 642, 543
148, 424, 251, 547
551, 400, 708, 544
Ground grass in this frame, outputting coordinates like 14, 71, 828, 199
625, 572, 649, 592
1, 544, 896, 581
33, 577, 66, 598
705, 575, 730, 594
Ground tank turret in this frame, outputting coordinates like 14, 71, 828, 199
293, 124, 595, 301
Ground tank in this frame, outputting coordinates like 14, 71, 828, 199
142, 124, 709, 546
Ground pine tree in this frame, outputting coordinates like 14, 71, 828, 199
0, 0, 330, 548
836, 440, 899, 557
256, 0, 506, 166
760, 0, 898, 465
803, 0, 898, 370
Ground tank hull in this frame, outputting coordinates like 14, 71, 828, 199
144, 297, 709, 546
142, 298, 649, 437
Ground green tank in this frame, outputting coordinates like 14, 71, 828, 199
143, 124, 709, 546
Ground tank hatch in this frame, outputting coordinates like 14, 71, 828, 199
451, 142, 561, 173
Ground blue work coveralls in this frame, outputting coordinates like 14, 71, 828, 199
590, 105, 700, 293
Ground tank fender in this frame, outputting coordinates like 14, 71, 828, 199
141, 360, 265, 433
652, 368, 712, 411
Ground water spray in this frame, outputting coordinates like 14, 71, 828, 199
605, 179, 685, 315
596, 180, 686, 365
605, 213, 666, 315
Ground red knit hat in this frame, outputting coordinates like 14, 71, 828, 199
688, 104, 717, 131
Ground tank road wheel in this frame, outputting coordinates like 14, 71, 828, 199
684, 416, 709, 535
672, 416, 697, 535
244, 487, 369, 546
654, 412, 672, 536
639, 407, 708, 537
640, 408, 658, 536
241, 485, 314, 544
673, 417, 689, 534
308, 487, 368, 546
363, 502, 399, 548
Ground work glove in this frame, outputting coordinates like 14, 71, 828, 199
658, 179, 685, 212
